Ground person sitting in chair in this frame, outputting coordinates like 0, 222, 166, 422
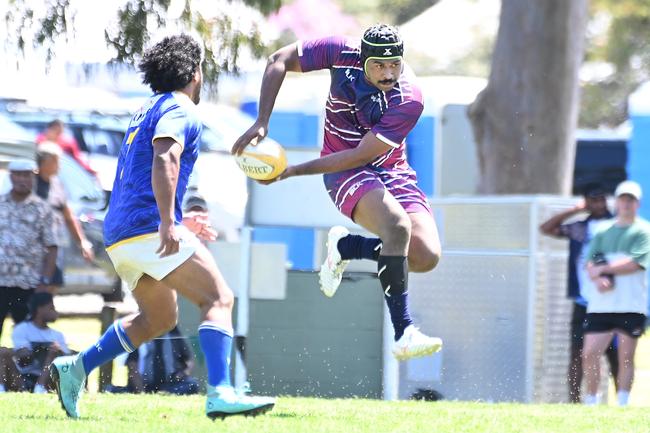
12, 292, 70, 393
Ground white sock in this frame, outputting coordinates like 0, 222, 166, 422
0, 384, 6, 393
33, 383, 47, 394
617, 390, 630, 406
583, 394, 599, 405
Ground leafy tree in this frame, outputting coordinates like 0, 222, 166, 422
4, 0, 281, 91
580, 0, 650, 127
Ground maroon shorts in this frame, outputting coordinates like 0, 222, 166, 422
323, 166, 432, 220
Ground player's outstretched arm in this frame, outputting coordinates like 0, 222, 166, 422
232, 43, 302, 156
152, 137, 182, 257
260, 132, 393, 185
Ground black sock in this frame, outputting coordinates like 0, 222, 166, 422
377, 255, 413, 340
337, 235, 382, 261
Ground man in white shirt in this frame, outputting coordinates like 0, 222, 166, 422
583, 181, 650, 406
12, 292, 70, 393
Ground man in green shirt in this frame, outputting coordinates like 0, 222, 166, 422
583, 180, 650, 406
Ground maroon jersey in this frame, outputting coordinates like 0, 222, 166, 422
298, 36, 424, 170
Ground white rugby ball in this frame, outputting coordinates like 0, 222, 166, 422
235, 140, 287, 181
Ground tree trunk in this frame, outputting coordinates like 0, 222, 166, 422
467, 0, 589, 194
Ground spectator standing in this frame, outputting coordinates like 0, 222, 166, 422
539, 183, 619, 403
583, 180, 650, 406
35, 143, 95, 290
12, 292, 70, 393
35, 119, 96, 175
0, 160, 57, 339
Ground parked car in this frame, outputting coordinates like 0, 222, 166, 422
1, 108, 130, 190
3, 100, 277, 240
0, 114, 37, 160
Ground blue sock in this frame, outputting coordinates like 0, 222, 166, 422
198, 321, 233, 388
81, 319, 135, 375
337, 235, 382, 261
384, 293, 412, 340
377, 255, 413, 340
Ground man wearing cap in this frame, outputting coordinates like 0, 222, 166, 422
233, 24, 442, 360
12, 292, 70, 393
0, 160, 57, 340
583, 180, 650, 406
539, 182, 618, 403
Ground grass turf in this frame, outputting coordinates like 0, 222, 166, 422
2, 318, 650, 432
1, 393, 649, 433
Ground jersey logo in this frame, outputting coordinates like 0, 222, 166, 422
345, 68, 355, 82
131, 94, 163, 127
383, 48, 392, 56
371, 94, 382, 104
125, 127, 140, 146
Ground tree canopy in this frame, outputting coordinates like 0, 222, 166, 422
4, 0, 281, 91
581, 0, 650, 127
6, 0, 647, 128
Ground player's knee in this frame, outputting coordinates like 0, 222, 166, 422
211, 287, 235, 311
155, 312, 178, 336
409, 249, 441, 273
382, 217, 411, 248
144, 309, 178, 337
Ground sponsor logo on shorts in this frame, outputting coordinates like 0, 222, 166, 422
347, 181, 363, 196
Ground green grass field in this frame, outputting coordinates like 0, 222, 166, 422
3, 318, 650, 432
1, 393, 649, 433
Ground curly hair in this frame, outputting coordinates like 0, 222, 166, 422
139, 34, 202, 93
362, 24, 402, 45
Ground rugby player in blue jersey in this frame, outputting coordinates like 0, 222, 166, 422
50, 34, 274, 420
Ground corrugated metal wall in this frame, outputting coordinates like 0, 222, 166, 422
246, 271, 384, 398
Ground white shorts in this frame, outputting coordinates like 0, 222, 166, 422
106, 225, 200, 291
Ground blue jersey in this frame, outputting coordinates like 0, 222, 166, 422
104, 92, 202, 247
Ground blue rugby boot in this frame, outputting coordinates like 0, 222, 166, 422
206, 385, 275, 420
50, 354, 86, 418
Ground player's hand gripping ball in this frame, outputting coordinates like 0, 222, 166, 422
235, 138, 288, 181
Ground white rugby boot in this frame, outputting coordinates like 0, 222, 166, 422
392, 325, 443, 361
319, 226, 350, 297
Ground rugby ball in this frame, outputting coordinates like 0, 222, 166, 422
235, 140, 287, 181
